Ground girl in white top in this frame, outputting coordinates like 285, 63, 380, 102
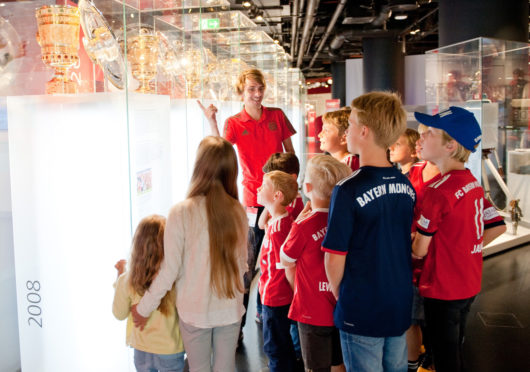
113, 214, 184, 372
132, 136, 248, 372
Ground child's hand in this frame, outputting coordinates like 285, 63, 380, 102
295, 201, 312, 222
131, 304, 148, 331
115, 260, 126, 276
197, 100, 218, 122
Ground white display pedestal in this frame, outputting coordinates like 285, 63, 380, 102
8, 93, 171, 372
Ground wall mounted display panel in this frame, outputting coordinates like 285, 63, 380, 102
8, 92, 171, 372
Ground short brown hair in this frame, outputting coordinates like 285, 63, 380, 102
322, 107, 352, 136
305, 155, 352, 200
235, 68, 266, 95
441, 130, 472, 163
351, 92, 407, 148
401, 128, 420, 161
265, 170, 298, 206
262, 152, 300, 175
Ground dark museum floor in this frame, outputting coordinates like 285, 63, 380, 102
232, 243, 530, 372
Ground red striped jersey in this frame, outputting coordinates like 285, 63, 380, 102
342, 153, 360, 172
281, 209, 336, 326
286, 194, 304, 220
415, 169, 505, 300
259, 213, 294, 306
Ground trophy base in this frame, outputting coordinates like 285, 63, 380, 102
46, 75, 78, 94
135, 80, 155, 94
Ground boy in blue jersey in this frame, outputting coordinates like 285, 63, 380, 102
323, 92, 416, 372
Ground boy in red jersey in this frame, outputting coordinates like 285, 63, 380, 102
406, 125, 441, 372
390, 128, 420, 175
318, 108, 360, 172
280, 155, 351, 372
257, 170, 299, 372
412, 107, 506, 372
259, 152, 304, 227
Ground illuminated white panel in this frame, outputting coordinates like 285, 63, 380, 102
7, 93, 171, 372
0, 130, 21, 372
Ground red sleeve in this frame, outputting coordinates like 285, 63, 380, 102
415, 187, 449, 236
278, 109, 296, 141
280, 222, 306, 263
483, 198, 505, 228
223, 118, 237, 144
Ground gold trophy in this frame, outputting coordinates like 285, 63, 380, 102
127, 31, 159, 94
36, 5, 80, 94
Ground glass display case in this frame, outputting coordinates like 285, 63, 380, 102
424, 37, 530, 254
0, 1, 306, 371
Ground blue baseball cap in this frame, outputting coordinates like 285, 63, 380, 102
414, 106, 482, 152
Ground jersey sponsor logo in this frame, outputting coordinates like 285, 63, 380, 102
388, 182, 416, 201
268, 122, 278, 131
484, 206, 500, 221
356, 184, 387, 207
418, 215, 430, 229
382, 176, 396, 180
242, 129, 249, 136
312, 226, 327, 241
318, 281, 332, 292
455, 180, 481, 200
471, 243, 483, 254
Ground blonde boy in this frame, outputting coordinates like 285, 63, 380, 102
319, 108, 360, 171
389, 128, 420, 175
280, 155, 351, 372
412, 106, 506, 372
257, 170, 299, 372
322, 92, 416, 372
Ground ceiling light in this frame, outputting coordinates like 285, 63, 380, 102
273, 39, 279, 44
327, 78, 333, 85
410, 28, 420, 35
242, 1, 251, 7
394, 13, 408, 20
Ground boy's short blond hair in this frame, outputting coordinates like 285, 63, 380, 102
235, 69, 266, 95
351, 92, 407, 148
265, 170, 298, 206
441, 130, 472, 163
305, 155, 352, 200
322, 107, 352, 136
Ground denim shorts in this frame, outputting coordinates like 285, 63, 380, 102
339, 331, 407, 372
134, 349, 185, 372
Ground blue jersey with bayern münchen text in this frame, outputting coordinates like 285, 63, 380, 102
322, 166, 415, 337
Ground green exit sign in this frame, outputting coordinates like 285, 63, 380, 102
200, 18, 220, 30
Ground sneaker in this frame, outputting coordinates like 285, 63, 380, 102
255, 312, 263, 325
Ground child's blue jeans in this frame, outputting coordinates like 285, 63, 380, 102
262, 304, 297, 372
134, 349, 185, 372
339, 330, 407, 372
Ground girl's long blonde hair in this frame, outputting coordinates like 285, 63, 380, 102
129, 215, 175, 316
187, 136, 247, 299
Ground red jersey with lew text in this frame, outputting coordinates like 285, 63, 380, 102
224, 106, 296, 206
280, 209, 336, 326
415, 169, 505, 300
259, 213, 294, 306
